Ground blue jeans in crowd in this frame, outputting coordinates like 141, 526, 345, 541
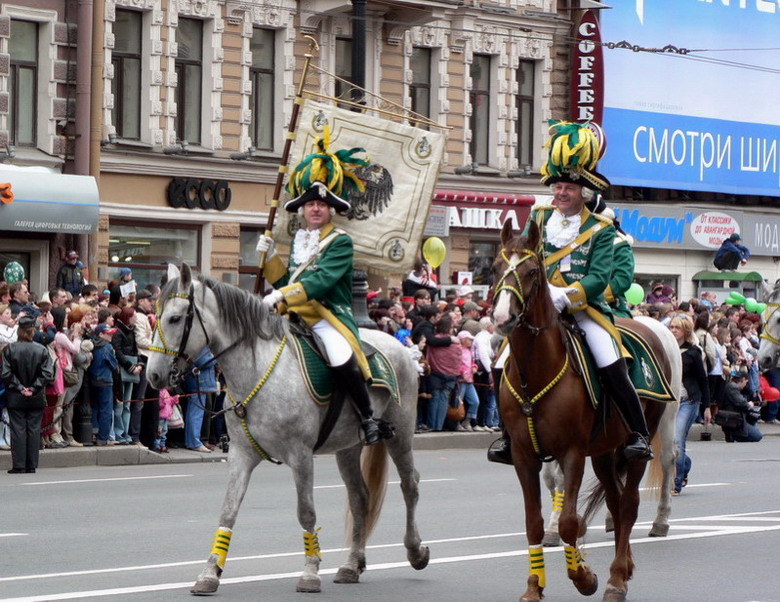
731, 422, 763, 442
184, 393, 207, 449
675, 398, 699, 492
428, 372, 457, 431
113, 381, 133, 443
91, 385, 114, 444
459, 382, 479, 421
154, 419, 169, 450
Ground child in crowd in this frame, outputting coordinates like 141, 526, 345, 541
154, 388, 179, 453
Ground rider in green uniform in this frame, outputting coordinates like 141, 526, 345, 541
488, 121, 652, 464
257, 130, 388, 445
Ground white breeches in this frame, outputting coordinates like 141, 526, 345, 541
572, 312, 620, 368
311, 319, 353, 367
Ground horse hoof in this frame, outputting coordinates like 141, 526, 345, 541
296, 577, 322, 593
648, 522, 670, 537
572, 572, 598, 597
408, 545, 430, 570
542, 532, 561, 547
190, 578, 219, 595
334, 567, 361, 584
602, 585, 627, 602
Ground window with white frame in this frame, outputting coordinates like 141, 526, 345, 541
469, 54, 491, 166
111, 9, 142, 140
249, 28, 275, 151
175, 17, 203, 145
410, 47, 431, 127
8, 19, 37, 147
516, 60, 535, 169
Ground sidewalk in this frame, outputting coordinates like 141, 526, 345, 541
2, 422, 779, 470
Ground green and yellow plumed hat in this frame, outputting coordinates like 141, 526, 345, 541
284, 126, 369, 213
539, 120, 610, 192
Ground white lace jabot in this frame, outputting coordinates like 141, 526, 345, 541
292, 228, 321, 265
546, 210, 581, 249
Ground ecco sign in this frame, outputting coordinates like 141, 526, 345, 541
167, 178, 231, 211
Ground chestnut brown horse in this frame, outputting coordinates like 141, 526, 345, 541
491, 220, 674, 602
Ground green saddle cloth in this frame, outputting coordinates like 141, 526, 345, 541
290, 334, 400, 406
565, 324, 676, 408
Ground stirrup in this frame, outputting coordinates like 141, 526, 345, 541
487, 437, 513, 465
361, 418, 382, 446
624, 433, 653, 461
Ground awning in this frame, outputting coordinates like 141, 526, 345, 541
692, 270, 763, 282
434, 189, 536, 206
0, 167, 99, 234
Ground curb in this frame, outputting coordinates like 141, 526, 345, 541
2, 424, 778, 470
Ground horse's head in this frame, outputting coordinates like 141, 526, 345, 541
758, 282, 780, 371
146, 263, 212, 390
491, 219, 548, 336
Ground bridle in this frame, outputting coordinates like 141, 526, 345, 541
493, 248, 539, 324
149, 284, 239, 384
760, 301, 780, 346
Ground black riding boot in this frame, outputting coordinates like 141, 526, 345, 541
333, 356, 383, 446
599, 359, 653, 461
487, 367, 513, 465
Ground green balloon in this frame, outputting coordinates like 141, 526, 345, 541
745, 298, 758, 313
625, 282, 644, 306
728, 292, 746, 304
756, 303, 767, 314
3, 261, 24, 284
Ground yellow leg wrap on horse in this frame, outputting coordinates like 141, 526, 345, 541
210, 527, 232, 570
552, 489, 564, 512
528, 545, 546, 588
564, 544, 586, 572
303, 527, 322, 560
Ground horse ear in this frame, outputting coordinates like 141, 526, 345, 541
500, 218, 514, 246
180, 263, 192, 289
167, 263, 180, 284
526, 220, 541, 251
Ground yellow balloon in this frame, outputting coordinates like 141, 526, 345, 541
422, 237, 446, 269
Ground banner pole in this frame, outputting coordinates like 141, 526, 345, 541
254, 35, 319, 295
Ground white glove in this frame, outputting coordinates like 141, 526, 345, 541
262, 289, 284, 308
256, 235, 275, 255
548, 284, 576, 313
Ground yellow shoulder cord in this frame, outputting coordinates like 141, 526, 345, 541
225, 336, 288, 464
543, 223, 605, 268
502, 353, 569, 460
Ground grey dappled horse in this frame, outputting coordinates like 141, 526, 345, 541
146, 264, 428, 595
758, 280, 780, 372
542, 316, 682, 546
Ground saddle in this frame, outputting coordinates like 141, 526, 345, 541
562, 318, 676, 409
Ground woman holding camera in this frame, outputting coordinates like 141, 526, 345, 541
718, 369, 763, 443
668, 314, 710, 495
111, 306, 144, 446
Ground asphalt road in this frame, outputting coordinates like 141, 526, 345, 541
2, 437, 780, 602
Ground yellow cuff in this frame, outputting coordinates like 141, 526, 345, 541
567, 282, 588, 311
604, 284, 615, 303
264, 254, 287, 284
280, 282, 309, 306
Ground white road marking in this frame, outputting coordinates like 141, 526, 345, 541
639, 481, 730, 492
21, 474, 192, 486
3, 510, 779, 601
314, 478, 456, 490
0, 533, 26, 538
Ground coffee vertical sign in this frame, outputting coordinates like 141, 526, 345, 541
570, 10, 604, 124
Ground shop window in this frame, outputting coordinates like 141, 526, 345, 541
108, 222, 200, 288
175, 18, 203, 145
410, 47, 431, 127
335, 37, 352, 108
249, 28, 275, 151
237, 227, 262, 292
469, 241, 497, 287
111, 9, 142, 140
8, 20, 38, 147
469, 54, 491, 166
516, 60, 535, 169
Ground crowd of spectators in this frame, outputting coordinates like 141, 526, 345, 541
0, 257, 228, 473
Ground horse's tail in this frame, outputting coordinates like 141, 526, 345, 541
645, 430, 664, 500
344, 441, 389, 547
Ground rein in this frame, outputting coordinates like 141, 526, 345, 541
760, 301, 780, 346
495, 246, 568, 462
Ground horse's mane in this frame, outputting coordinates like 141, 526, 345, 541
159, 273, 288, 345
